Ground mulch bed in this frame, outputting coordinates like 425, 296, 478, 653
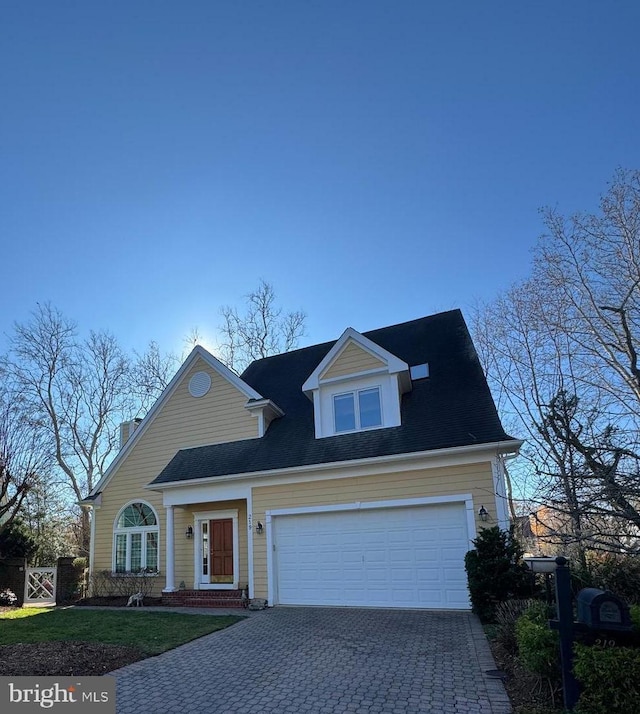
0, 641, 146, 676
487, 636, 562, 714
72, 596, 166, 607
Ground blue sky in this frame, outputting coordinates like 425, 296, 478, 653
1, 1, 639, 357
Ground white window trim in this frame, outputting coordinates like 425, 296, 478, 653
265, 494, 477, 607
192, 509, 239, 590
320, 366, 388, 387
315, 372, 401, 438
112, 500, 160, 575
333, 386, 383, 434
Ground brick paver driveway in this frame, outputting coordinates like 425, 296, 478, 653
109, 607, 510, 714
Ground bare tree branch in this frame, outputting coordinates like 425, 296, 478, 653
473, 169, 640, 560
217, 280, 306, 372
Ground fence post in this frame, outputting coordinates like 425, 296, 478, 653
55, 556, 87, 603
0, 558, 27, 606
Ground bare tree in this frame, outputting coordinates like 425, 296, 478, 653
537, 168, 640, 413
0, 382, 51, 536
218, 280, 306, 373
543, 391, 640, 548
1, 286, 307, 553
129, 340, 179, 411
474, 168, 640, 559
473, 280, 595, 564
2, 304, 137, 554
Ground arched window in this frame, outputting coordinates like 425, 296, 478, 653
113, 502, 159, 573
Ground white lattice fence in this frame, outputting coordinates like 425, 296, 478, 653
24, 567, 57, 606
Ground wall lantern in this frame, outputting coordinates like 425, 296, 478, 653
185, 526, 194, 539
478, 505, 489, 522
255, 521, 264, 535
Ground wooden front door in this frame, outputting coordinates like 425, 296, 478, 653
210, 519, 234, 584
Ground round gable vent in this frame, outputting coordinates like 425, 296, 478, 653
188, 371, 211, 398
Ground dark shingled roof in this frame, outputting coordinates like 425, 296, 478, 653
150, 309, 515, 486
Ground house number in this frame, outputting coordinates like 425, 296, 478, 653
595, 638, 618, 648
248, 514, 253, 530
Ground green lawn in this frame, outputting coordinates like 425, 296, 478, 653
0, 608, 244, 655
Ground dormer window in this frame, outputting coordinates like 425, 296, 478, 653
303, 327, 412, 439
334, 387, 382, 433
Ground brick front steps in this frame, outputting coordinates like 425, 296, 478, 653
162, 589, 246, 609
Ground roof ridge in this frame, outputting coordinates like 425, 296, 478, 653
241, 309, 463, 375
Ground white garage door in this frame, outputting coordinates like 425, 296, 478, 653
272, 502, 471, 609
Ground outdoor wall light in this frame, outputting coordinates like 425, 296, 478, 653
255, 521, 264, 535
185, 526, 194, 539
478, 505, 489, 522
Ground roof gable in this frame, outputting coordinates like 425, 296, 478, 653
320, 341, 387, 380
86, 345, 262, 498
302, 327, 408, 394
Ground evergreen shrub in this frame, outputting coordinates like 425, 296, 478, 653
464, 525, 532, 622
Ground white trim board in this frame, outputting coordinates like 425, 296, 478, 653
267, 493, 474, 517
154, 440, 523, 501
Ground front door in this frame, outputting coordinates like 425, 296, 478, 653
210, 518, 234, 584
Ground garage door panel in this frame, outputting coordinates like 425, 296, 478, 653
443, 568, 467, 583
343, 566, 365, 580
445, 590, 471, 606
411, 531, 434, 545
312, 551, 339, 565
273, 503, 470, 609
387, 551, 413, 565
389, 569, 415, 585
342, 550, 363, 562
441, 525, 467, 540
416, 568, 441, 584
363, 549, 388, 564
414, 547, 440, 562
335, 532, 361, 545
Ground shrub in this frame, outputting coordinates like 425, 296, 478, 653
495, 598, 539, 656
464, 525, 532, 622
88, 569, 157, 598
0, 521, 37, 561
630, 604, 640, 630
0, 588, 18, 606
574, 644, 640, 714
515, 601, 560, 681
586, 553, 640, 606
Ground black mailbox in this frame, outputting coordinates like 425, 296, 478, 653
576, 588, 632, 631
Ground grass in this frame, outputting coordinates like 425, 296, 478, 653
0, 607, 244, 655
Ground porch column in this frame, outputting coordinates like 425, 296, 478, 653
163, 505, 176, 592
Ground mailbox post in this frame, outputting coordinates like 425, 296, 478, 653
548, 565, 634, 711
550, 556, 580, 711
524, 555, 580, 710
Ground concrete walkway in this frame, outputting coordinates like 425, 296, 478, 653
108, 607, 511, 714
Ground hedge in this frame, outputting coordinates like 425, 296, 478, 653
574, 644, 640, 714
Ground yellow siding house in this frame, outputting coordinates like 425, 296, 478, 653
82, 310, 519, 610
